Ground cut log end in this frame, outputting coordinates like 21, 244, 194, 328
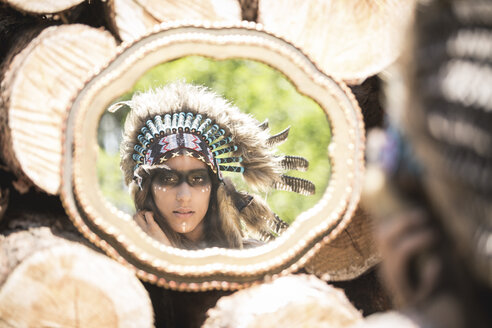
108, 0, 242, 42
0, 227, 153, 327
203, 274, 363, 328
3, 0, 85, 14
304, 206, 380, 281
0, 24, 117, 194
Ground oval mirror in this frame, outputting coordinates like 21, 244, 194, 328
97, 55, 330, 232
61, 22, 365, 290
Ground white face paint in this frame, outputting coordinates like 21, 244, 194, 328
153, 186, 167, 192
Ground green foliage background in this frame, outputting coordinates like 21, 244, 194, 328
97, 56, 331, 224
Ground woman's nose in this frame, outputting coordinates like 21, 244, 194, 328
176, 183, 192, 202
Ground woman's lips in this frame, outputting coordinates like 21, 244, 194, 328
173, 209, 194, 218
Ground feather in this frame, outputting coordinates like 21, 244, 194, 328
266, 126, 290, 146
280, 156, 309, 171
273, 175, 316, 196
258, 119, 269, 130
107, 101, 130, 113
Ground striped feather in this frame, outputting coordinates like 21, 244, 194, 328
273, 175, 315, 196
280, 155, 309, 171
258, 119, 269, 130
266, 126, 290, 146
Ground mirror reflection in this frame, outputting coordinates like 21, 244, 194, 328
97, 56, 331, 249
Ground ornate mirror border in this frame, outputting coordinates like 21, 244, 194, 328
60, 22, 365, 290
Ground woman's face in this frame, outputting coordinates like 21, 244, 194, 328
151, 156, 212, 242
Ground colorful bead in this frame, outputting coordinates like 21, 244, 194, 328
146, 119, 159, 137
203, 124, 219, 141
154, 115, 165, 136
198, 118, 212, 135
184, 113, 193, 131
191, 114, 202, 132
177, 112, 186, 131
137, 135, 150, 148
207, 129, 225, 144
132, 154, 144, 162
210, 137, 232, 150
141, 126, 150, 135
134, 144, 146, 155
213, 145, 238, 156
171, 113, 179, 132
216, 156, 242, 164
219, 165, 244, 173
164, 114, 172, 134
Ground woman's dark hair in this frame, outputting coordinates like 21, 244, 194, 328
133, 161, 233, 249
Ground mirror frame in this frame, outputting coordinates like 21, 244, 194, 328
61, 21, 365, 291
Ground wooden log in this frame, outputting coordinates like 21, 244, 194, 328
304, 207, 380, 281
104, 0, 160, 42
0, 24, 117, 194
0, 4, 51, 64
105, 0, 242, 42
203, 274, 363, 327
0, 218, 153, 327
1, 0, 84, 14
258, 0, 416, 82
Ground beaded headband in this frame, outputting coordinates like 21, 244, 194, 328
133, 112, 245, 181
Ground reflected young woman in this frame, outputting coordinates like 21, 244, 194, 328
115, 82, 315, 249
133, 155, 220, 248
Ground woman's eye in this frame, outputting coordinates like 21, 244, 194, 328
192, 176, 204, 183
157, 173, 178, 185
190, 174, 209, 186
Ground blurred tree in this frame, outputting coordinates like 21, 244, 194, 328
97, 56, 330, 224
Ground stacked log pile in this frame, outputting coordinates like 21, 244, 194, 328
0, 0, 399, 326
0, 1, 164, 326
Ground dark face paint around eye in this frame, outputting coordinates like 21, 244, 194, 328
153, 169, 211, 188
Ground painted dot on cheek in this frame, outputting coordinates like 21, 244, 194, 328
153, 186, 167, 192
